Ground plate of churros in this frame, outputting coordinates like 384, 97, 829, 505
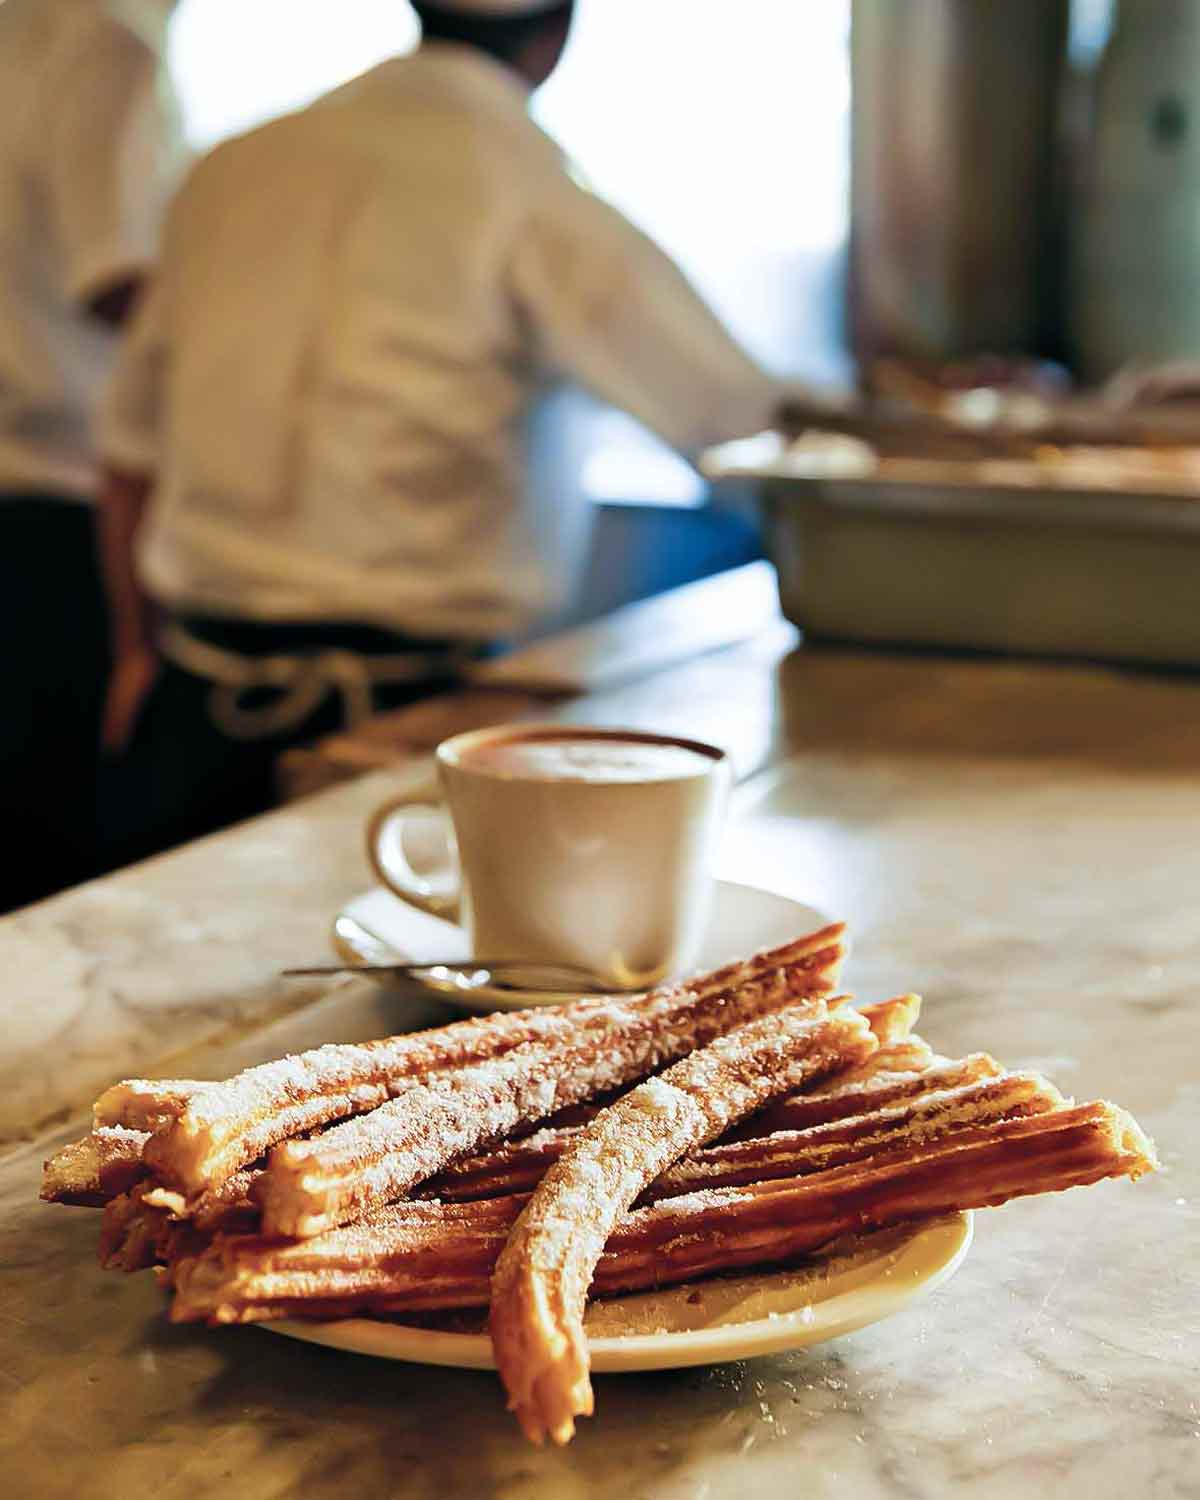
41, 920, 1157, 1447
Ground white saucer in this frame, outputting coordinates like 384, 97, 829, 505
265, 1213, 972, 1371
332, 880, 835, 1012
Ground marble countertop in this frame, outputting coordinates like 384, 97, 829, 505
2, 635, 1198, 1499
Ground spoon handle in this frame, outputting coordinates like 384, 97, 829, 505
281, 961, 610, 992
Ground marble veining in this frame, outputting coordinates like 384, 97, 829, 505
0, 767, 431, 1141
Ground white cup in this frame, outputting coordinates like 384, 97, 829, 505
366, 725, 731, 990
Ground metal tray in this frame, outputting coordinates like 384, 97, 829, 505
706, 443, 1200, 665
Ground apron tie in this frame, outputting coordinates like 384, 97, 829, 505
159, 620, 466, 740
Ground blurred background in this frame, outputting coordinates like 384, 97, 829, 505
165, 0, 854, 623
160, 0, 1200, 617
12, 0, 1200, 907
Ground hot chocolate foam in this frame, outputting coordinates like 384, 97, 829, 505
457, 735, 717, 784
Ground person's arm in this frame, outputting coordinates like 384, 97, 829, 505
97, 464, 155, 658
96, 465, 158, 752
507, 165, 782, 455
43, 15, 183, 327
96, 265, 171, 751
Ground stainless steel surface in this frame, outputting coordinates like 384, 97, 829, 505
850, 0, 1068, 360
758, 471, 1200, 664
281, 959, 611, 994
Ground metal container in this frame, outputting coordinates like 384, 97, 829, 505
750, 468, 1200, 666
850, 0, 1069, 362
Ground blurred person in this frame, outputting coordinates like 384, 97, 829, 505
0, 0, 182, 909
96, 0, 795, 868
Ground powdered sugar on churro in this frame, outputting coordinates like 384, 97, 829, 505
145, 925, 846, 1198
643, 1071, 1064, 1200
258, 968, 838, 1237
488, 1006, 877, 1445
749, 1051, 1004, 1136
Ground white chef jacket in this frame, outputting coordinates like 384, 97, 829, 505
0, 0, 182, 501
101, 44, 781, 640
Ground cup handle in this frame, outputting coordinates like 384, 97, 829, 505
366, 795, 462, 923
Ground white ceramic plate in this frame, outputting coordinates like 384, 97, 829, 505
332, 879, 834, 1012
265, 1213, 972, 1371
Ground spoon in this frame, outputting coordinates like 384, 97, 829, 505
281, 959, 613, 995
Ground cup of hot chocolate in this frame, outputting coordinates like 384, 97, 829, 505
366, 725, 731, 990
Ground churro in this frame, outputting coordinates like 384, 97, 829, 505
424, 1070, 1061, 1204
642, 1070, 1062, 1200
92, 1080, 209, 1133
169, 1101, 1155, 1330
489, 1006, 877, 1444
743, 1051, 1003, 1136
258, 968, 849, 1239
859, 993, 921, 1045
66, 1069, 1059, 1267
41, 1126, 151, 1206
98, 1185, 173, 1272
426, 996, 925, 1201
146, 926, 845, 1199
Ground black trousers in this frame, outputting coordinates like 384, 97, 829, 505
97, 615, 463, 875
0, 494, 108, 912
